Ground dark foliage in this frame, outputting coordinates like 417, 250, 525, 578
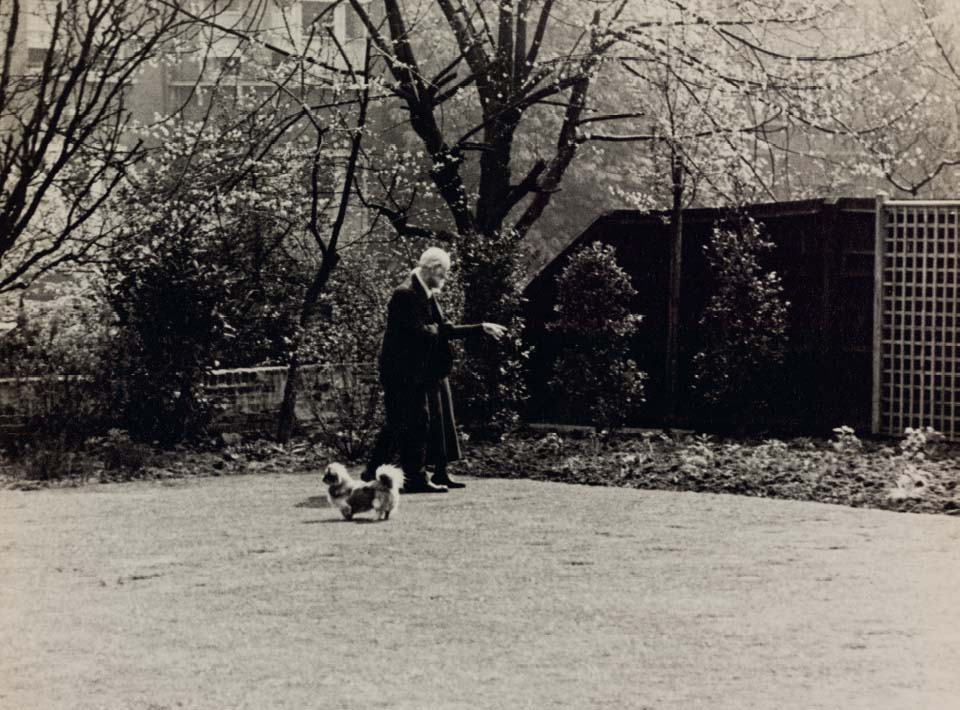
693, 218, 789, 431
546, 242, 645, 430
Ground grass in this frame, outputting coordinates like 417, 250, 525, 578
2, 471, 959, 709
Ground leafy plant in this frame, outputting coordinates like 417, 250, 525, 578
462, 425, 960, 514
100, 121, 313, 445
91, 429, 154, 476
307, 366, 383, 462
899, 426, 945, 461
546, 242, 646, 430
0, 294, 113, 449
301, 248, 400, 459
831, 425, 863, 454
693, 218, 789, 431
451, 230, 532, 439
15, 437, 88, 482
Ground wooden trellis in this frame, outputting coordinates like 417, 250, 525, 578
873, 195, 960, 439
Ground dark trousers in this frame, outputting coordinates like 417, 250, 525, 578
366, 380, 433, 483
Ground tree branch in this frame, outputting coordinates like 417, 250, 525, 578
525, 0, 556, 76
918, 0, 960, 83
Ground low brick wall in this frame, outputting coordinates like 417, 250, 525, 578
204, 363, 379, 433
0, 363, 378, 437
0, 375, 92, 435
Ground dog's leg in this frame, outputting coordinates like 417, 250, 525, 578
339, 505, 353, 520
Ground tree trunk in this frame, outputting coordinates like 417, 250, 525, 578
275, 251, 340, 443
476, 116, 519, 234
276, 352, 301, 444
665, 150, 684, 422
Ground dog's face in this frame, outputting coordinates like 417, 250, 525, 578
322, 463, 347, 486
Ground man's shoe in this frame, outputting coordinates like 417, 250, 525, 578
431, 474, 466, 489
401, 479, 448, 494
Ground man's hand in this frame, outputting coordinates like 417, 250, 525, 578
482, 322, 507, 340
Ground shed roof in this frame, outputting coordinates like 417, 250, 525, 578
522, 196, 875, 293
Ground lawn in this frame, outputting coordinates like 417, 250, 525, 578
2, 468, 959, 709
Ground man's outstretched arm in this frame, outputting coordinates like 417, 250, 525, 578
440, 322, 507, 341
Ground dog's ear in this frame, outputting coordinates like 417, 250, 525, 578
322, 463, 344, 483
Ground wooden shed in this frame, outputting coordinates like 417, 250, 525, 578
522, 196, 913, 435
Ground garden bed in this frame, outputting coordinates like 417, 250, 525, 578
0, 434, 327, 489
459, 426, 960, 516
3, 426, 959, 516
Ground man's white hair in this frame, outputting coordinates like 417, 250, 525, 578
418, 246, 451, 270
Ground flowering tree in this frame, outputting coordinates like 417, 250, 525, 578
336, 0, 637, 430
840, 0, 960, 196
101, 116, 321, 443
337, 0, 926, 430
67, 0, 387, 443
561, 1, 931, 415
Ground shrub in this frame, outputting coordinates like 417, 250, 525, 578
452, 230, 531, 439
0, 293, 113, 449
100, 121, 314, 445
15, 437, 88, 482
307, 365, 383, 461
301, 248, 401, 459
92, 428, 153, 475
102, 239, 226, 446
546, 242, 646, 430
692, 218, 788, 431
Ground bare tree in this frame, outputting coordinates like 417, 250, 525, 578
342, 1, 899, 282
165, 1, 385, 442
275, 39, 377, 444
0, 0, 206, 293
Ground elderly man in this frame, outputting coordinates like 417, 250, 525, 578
363, 247, 506, 493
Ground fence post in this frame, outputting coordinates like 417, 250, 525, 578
872, 191, 888, 435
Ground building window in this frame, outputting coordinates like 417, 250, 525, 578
221, 56, 241, 76
344, 1, 369, 42
27, 47, 48, 68
302, 1, 335, 41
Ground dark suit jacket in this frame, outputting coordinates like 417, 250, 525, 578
378, 273, 483, 387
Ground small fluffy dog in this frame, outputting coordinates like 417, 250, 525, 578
322, 463, 404, 520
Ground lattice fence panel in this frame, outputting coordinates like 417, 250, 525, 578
873, 198, 960, 439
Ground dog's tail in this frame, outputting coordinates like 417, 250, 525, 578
376, 464, 404, 491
